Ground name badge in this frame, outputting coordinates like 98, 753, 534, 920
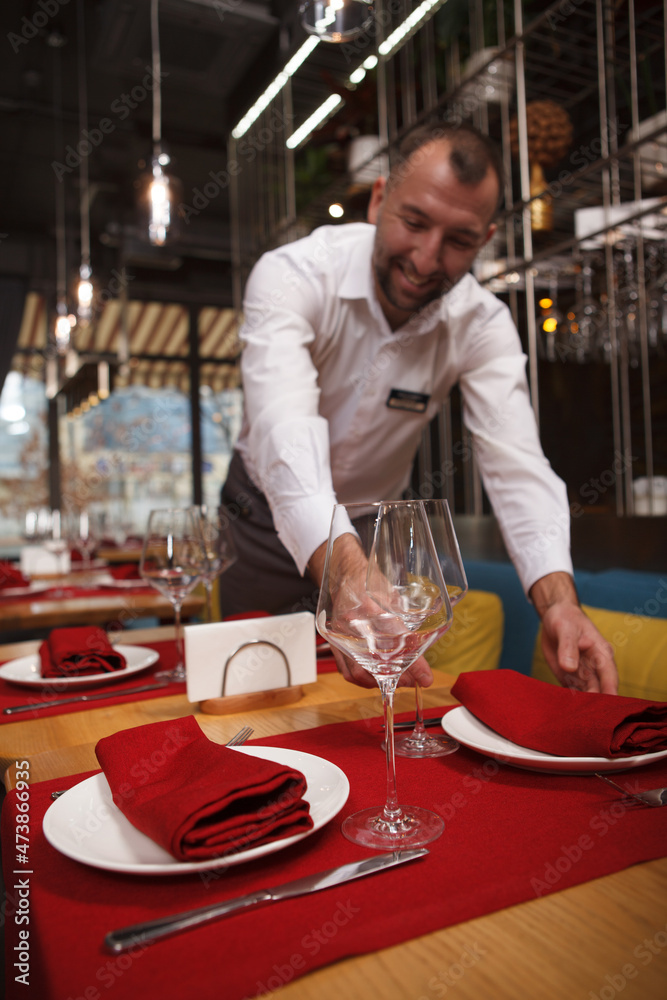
386, 388, 431, 413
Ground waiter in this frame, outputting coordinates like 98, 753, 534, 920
219, 122, 617, 696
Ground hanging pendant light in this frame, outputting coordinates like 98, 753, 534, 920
300, 0, 374, 43
146, 0, 174, 246
76, 0, 95, 324
50, 30, 71, 357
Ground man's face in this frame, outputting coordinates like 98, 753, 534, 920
367, 141, 499, 328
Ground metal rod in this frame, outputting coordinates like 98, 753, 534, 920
513, 0, 539, 426
628, 0, 654, 511
596, 0, 624, 515
188, 304, 203, 506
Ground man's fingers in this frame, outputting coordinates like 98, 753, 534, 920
331, 647, 377, 688
330, 648, 433, 689
398, 656, 434, 688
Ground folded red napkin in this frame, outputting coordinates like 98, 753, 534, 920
0, 561, 28, 589
451, 669, 667, 758
95, 716, 314, 861
39, 626, 127, 678
109, 563, 142, 580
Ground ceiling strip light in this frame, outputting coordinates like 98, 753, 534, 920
378, 0, 448, 58
231, 36, 320, 139
286, 94, 344, 149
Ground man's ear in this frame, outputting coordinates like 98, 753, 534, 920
367, 176, 387, 224
482, 222, 497, 247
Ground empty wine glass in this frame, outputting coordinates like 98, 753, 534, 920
139, 508, 207, 682
394, 499, 468, 758
68, 508, 99, 572
191, 505, 237, 622
316, 500, 453, 849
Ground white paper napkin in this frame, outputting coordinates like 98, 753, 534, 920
184, 612, 317, 702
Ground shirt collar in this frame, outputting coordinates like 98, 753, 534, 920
337, 224, 376, 300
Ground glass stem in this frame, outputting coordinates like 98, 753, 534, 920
413, 680, 427, 736
204, 581, 213, 622
378, 675, 402, 822
173, 600, 184, 667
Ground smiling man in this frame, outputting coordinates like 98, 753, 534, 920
219, 122, 618, 696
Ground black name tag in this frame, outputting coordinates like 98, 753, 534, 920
386, 388, 430, 413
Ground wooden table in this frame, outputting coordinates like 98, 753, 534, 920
0, 591, 204, 632
1, 628, 666, 1000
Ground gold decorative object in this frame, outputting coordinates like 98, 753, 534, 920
510, 100, 574, 231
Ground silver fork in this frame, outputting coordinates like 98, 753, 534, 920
224, 725, 254, 747
50, 726, 255, 799
595, 773, 667, 808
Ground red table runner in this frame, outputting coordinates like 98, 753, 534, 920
3, 711, 667, 1000
0, 641, 185, 721
0, 583, 154, 604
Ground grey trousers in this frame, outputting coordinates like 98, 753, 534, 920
218, 451, 321, 618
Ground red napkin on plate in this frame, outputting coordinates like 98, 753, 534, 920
95, 716, 314, 861
0, 561, 28, 589
451, 669, 667, 758
39, 626, 127, 678
109, 563, 142, 580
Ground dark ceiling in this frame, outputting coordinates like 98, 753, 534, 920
0, 0, 336, 312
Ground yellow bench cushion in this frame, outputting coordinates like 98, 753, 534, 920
532, 604, 667, 701
426, 589, 504, 678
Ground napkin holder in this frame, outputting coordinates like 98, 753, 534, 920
184, 612, 317, 715
20, 544, 71, 577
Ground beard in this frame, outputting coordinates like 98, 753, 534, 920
373, 256, 460, 317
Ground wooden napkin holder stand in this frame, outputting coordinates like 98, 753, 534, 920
199, 684, 304, 715
198, 639, 304, 715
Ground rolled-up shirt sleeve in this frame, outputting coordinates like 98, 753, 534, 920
238, 250, 340, 574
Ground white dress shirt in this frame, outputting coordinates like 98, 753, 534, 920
235, 222, 573, 593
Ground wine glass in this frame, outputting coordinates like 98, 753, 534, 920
394, 499, 468, 758
191, 505, 237, 622
139, 508, 207, 682
67, 508, 99, 572
316, 500, 453, 849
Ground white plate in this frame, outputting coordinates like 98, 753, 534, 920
43, 746, 350, 874
0, 645, 159, 688
442, 706, 667, 774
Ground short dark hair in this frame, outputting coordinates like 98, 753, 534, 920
389, 122, 505, 215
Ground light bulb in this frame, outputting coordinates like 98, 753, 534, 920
78, 279, 93, 308
148, 160, 171, 246
55, 312, 71, 353
300, 0, 374, 43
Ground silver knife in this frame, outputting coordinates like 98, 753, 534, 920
105, 848, 428, 953
3, 679, 170, 715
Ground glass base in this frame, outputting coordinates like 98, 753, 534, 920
155, 664, 187, 683
341, 804, 444, 849
394, 730, 460, 758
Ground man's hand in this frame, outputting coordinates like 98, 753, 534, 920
530, 572, 618, 694
329, 646, 434, 688
308, 535, 435, 690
